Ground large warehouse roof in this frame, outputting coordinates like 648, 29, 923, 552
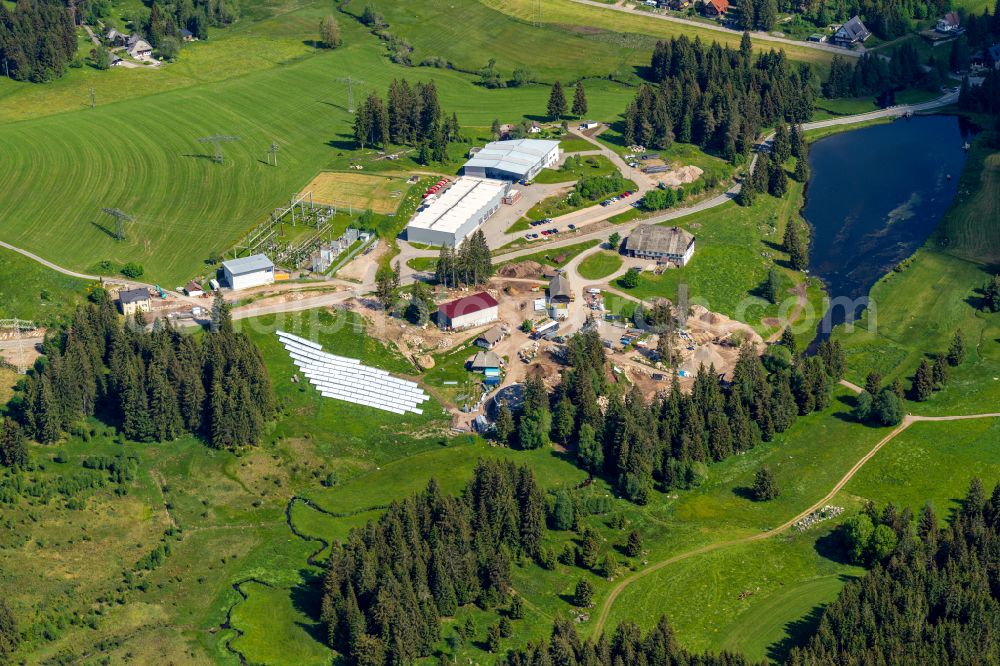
407, 177, 507, 235
463, 139, 559, 177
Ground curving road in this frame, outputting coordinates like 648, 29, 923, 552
591, 408, 1000, 635
568, 0, 864, 57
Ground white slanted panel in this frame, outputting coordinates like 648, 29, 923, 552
278, 332, 429, 414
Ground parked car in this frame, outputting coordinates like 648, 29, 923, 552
568, 224, 576, 230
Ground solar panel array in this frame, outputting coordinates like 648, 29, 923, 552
277, 331, 429, 415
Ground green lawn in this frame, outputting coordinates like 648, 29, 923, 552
406, 256, 438, 272
577, 250, 624, 280
501, 239, 601, 268
533, 154, 619, 184
0, 247, 90, 325
841, 418, 1000, 515
229, 582, 331, 666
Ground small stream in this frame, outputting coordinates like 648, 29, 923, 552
802, 114, 974, 342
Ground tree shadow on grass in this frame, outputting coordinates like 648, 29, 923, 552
327, 136, 357, 151
766, 602, 828, 663
814, 530, 852, 565
732, 485, 757, 501
831, 393, 858, 423
290, 571, 328, 647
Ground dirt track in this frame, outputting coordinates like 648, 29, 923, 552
590, 408, 1000, 635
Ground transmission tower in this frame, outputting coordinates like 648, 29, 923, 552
336, 76, 363, 113
197, 135, 241, 164
101, 207, 134, 241
268, 141, 279, 166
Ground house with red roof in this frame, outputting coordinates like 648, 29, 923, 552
437, 292, 500, 330
701, 0, 729, 17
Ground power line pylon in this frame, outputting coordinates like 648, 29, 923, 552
101, 207, 134, 241
197, 135, 241, 164
336, 76, 363, 113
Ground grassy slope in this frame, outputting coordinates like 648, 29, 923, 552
0, 247, 90, 324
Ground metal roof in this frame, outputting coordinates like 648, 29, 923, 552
625, 225, 695, 256
477, 325, 504, 345
119, 287, 150, 304
438, 292, 499, 320
408, 177, 507, 235
222, 254, 274, 276
463, 139, 559, 177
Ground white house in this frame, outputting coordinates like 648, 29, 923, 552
831, 17, 871, 47
438, 292, 499, 330
222, 254, 275, 291
127, 36, 153, 60
936, 12, 960, 33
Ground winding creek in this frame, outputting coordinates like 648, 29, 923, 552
802, 114, 974, 338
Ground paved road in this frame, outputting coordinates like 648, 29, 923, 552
591, 407, 1000, 635
569, 0, 863, 57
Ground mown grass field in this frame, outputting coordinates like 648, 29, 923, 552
533, 154, 620, 184
0, 13, 636, 287
577, 249, 624, 279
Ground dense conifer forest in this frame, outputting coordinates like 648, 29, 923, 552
497, 328, 845, 505
622, 34, 814, 161
9, 293, 274, 449
0, 0, 77, 82
319, 459, 546, 664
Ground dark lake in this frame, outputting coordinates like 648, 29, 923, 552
802, 114, 974, 339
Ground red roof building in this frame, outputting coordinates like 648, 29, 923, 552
438, 292, 500, 330
702, 0, 729, 16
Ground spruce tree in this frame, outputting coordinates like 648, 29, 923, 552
911, 359, 934, 401
0, 418, 28, 468
947, 330, 965, 366
547, 81, 567, 119
573, 579, 594, 607
932, 354, 949, 387
751, 466, 779, 501
572, 82, 588, 117
625, 530, 642, 557
494, 400, 515, 445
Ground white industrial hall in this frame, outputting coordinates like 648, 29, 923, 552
276, 331, 429, 415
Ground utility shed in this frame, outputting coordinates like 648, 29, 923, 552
438, 292, 500, 330
223, 254, 275, 291
625, 225, 696, 266
470, 350, 502, 372
406, 177, 508, 247
475, 325, 505, 349
462, 139, 561, 182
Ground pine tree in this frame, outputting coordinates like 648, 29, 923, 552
932, 354, 949, 387
572, 82, 588, 117
0, 418, 28, 468
573, 579, 594, 607
508, 594, 524, 620
547, 81, 567, 118
911, 359, 934, 401
0, 597, 18, 661
793, 155, 810, 182
751, 466, 779, 501
625, 530, 642, 557
947, 330, 965, 366
494, 400, 515, 445
772, 120, 790, 163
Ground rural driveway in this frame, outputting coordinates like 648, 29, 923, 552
568, 0, 863, 57
590, 409, 1000, 635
